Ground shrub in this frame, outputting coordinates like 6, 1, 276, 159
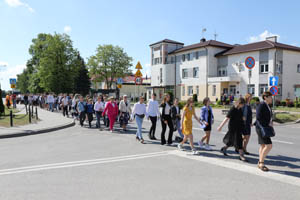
295, 102, 300, 108
225, 99, 230, 105
275, 100, 281, 107
281, 100, 286, 107
193, 94, 198, 102
252, 96, 260, 102
178, 101, 186, 109
217, 100, 222, 105
287, 100, 294, 107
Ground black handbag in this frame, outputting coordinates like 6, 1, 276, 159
256, 121, 275, 138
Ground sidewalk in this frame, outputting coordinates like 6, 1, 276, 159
0, 104, 75, 138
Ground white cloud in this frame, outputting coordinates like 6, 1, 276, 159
64, 26, 72, 34
4, 0, 35, 12
248, 30, 280, 43
0, 62, 26, 91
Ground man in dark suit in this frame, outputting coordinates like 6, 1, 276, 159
171, 98, 184, 142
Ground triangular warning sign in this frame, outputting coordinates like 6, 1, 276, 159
135, 61, 143, 69
135, 69, 143, 77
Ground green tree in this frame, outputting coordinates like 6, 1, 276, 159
87, 45, 132, 89
18, 33, 84, 94
74, 55, 91, 96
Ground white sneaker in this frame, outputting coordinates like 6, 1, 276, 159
198, 141, 204, 149
177, 144, 184, 151
205, 144, 212, 151
192, 149, 199, 155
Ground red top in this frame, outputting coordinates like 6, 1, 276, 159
102, 102, 119, 117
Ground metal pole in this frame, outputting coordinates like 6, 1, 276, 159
31, 104, 34, 117
35, 106, 38, 120
29, 107, 31, 123
273, 49, 277, 109
10, 110, 13, 127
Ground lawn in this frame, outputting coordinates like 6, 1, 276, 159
273, 113, 300, 123
274, 106, 300, 113
0, 107, 38, 127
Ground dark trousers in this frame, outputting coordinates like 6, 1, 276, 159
63, 106, 69, 117
104, 116, 110, 127
79, 112, 86, 126
149, 116, 157, 138
87, 113, 93, 128
161, 115, 174, 145
96, 111, 102, 128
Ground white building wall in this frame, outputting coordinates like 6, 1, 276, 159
282, 50, 300, 99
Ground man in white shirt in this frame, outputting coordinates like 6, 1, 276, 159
146, 93, 160, 140
94, 96, 105, 129
61, 94, 69, 117
47, 93, 55, 112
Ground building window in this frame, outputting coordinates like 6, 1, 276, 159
182, 54, 185, 62
212, 85, 216, 96
187, 54, 190, 61
218, 66, 227, 77
182, 86, 185, 96
259, 84, 268, 95
247, 84, 255, 95
194, 51, 199, 59
188, 86, 193, 96
260, 63, 269, 73
196, 86, 199, 95
171, 56, 175, 64
229, 85, 236, 95
160, 68, 163, 83
193, 67, 199, 78
297, 64, 300, 73
164, 57, 168, 64
182, 69, 188, 79
276, 61, 283, 74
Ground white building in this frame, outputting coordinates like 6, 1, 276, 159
149, 37, 300, 102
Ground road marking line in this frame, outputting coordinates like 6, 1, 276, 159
272, 140, 294, 145
0, 151, 171, 176
170, 150, 300, 187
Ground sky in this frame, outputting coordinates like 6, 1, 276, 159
1, 0, 300, 91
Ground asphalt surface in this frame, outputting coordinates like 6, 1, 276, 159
0, 116, 299, 199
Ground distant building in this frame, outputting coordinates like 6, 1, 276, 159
91, 74, 150, 100
149, 37, 300, 101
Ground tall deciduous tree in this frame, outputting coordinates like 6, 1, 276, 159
87, 45, 132, 89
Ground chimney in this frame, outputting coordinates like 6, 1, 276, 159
266, 36, 277, 43
200, 38, 206, 43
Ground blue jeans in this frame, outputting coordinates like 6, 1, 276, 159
176, 120, 184, 138
136, 116, 144, 139
95, 111, 102, 128
49, 103, 53, 111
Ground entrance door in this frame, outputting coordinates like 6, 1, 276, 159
223, 88, 228, 95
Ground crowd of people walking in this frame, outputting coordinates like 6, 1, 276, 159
11, 91, 275, 172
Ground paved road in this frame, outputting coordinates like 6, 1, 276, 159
0, 117, 299, 199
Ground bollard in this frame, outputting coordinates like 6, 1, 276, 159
29, 107, 31, 123
31, 104, 34, 117
10, 110, 13, 127
35, 106, 38, 120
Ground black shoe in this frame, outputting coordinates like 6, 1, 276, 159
148, 134, 152, 140
244, 151, 250, 155
161, 142, 166, 145
235, 149, 239, 153
221, 147, 228, 156
152, 136, 157, 140
136, 136, 140, 141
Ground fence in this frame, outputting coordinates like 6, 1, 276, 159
8, 104, 38, 127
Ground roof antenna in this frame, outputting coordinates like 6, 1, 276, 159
214, 30, 218, 40
202, 28, 207, 38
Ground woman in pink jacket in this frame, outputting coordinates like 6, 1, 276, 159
102, 96, 119, 132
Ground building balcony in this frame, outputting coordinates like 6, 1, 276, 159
208, 73, 240, 83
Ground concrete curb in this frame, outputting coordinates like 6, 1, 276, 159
0, 121, 76, 139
